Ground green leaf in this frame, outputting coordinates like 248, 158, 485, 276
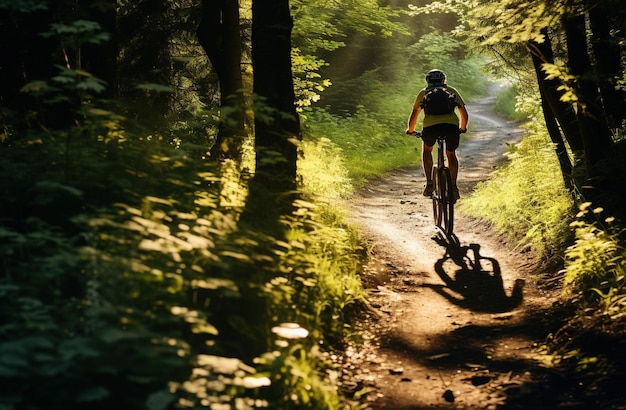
59, 337, 100, 360
0, 0, 47, 12
20, 81, 48, 93
0, 363, 17, 377
76, 386, 109, 402
76, 78, 107, 93
146, 390, 176, 410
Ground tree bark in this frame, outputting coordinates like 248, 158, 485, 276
245, 0, 301, 223
587, 5, 626, 130
527, 31, 585, 153
538, 84, 574, 192
563, 14, 614, 170
197, 0, 245, 161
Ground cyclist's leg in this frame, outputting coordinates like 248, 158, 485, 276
421, 127, 437, 195
446, 149, 459, 185
443, 124, 461, 200
422, 143, 434, 182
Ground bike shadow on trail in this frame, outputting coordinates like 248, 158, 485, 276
423, 232, 525, 313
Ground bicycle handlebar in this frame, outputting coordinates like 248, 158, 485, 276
406, 128, 466, 137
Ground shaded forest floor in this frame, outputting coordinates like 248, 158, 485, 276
342, 86, 626, 409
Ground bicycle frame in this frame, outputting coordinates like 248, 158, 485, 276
431, 136, 454, 235
410, 131, 455, 235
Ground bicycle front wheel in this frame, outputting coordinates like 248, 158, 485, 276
439, 167, 454, 235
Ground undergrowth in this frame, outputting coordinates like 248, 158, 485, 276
462, 85, 626, 377
0, 99, 367, 409
540, 203, 626, 391
459, 123, 574, 263
563, 204, 626, 316
302, 108, 420, 188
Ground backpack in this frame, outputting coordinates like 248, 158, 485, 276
420, 85, 457, 115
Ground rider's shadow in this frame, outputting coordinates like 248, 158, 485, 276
424, 233, 525, 313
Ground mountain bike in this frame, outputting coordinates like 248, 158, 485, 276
410, 131, 454, 235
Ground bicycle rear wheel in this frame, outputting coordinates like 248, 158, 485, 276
439, 167, 454, 235
431, 166, 442, 227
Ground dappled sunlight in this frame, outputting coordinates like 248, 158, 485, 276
216, 158, 249, 211
271, 322, 310, 339
298, 138, 353, 200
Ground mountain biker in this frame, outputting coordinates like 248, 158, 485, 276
405, 69, 469, 201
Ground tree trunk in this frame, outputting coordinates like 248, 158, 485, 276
564, 14, 614, 170
527, 36, 584, 156
587, 5, 626, 130
244, 0, 301, 224
538, 84, 574, 192
197, 0, 245, 161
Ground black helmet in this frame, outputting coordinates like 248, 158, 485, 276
425, 69, 446, 84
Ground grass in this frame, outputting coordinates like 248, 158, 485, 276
460, 84, 626, 374
302, 107, 420, 188
459, 125, 574, 263
493, 83, 532, 122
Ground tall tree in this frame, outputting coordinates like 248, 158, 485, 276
197, 0, 246, 161
563, 13, 614, 170
587, 4, 626, 129
243, 0, 301, 225
530, 37, 583, 149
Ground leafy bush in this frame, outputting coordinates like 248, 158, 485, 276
563, 204, 626, 318
459, 124, 574, 262
299, 138, 353, 200
0, 94, 367, 409
494, 83, 531, 122
302, 108, 420, 187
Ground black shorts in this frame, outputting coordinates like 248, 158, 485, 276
422, 123, 460, 151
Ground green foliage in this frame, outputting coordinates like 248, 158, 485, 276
546, 204, 626, 374
303, 107, 420, 187
292, 0, 404, 52
292, 49, 333, 110
1, 73, 366, 410
411, 0, 563, 46
41, 20, 111, 46
1, 103, 222, 408
407, 31, 488, 100
563, 204, 626, 317
493, 83, 532, 122
320, 29, 487, 123
299, 138, 353, 200
459, 124, 574, 262
0, 0, 46, 12
290, 0, 408, 113
467, 0, 560, 46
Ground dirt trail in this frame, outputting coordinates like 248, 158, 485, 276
345, 84, 564, 409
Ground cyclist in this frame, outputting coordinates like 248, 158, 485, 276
405, 69, 469, 201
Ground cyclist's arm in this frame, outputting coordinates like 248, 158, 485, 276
406, 107, 422, 134
406, 91, 425, 134
458, 105, 469, 133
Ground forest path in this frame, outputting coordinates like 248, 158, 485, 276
344, 83, 566, 409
